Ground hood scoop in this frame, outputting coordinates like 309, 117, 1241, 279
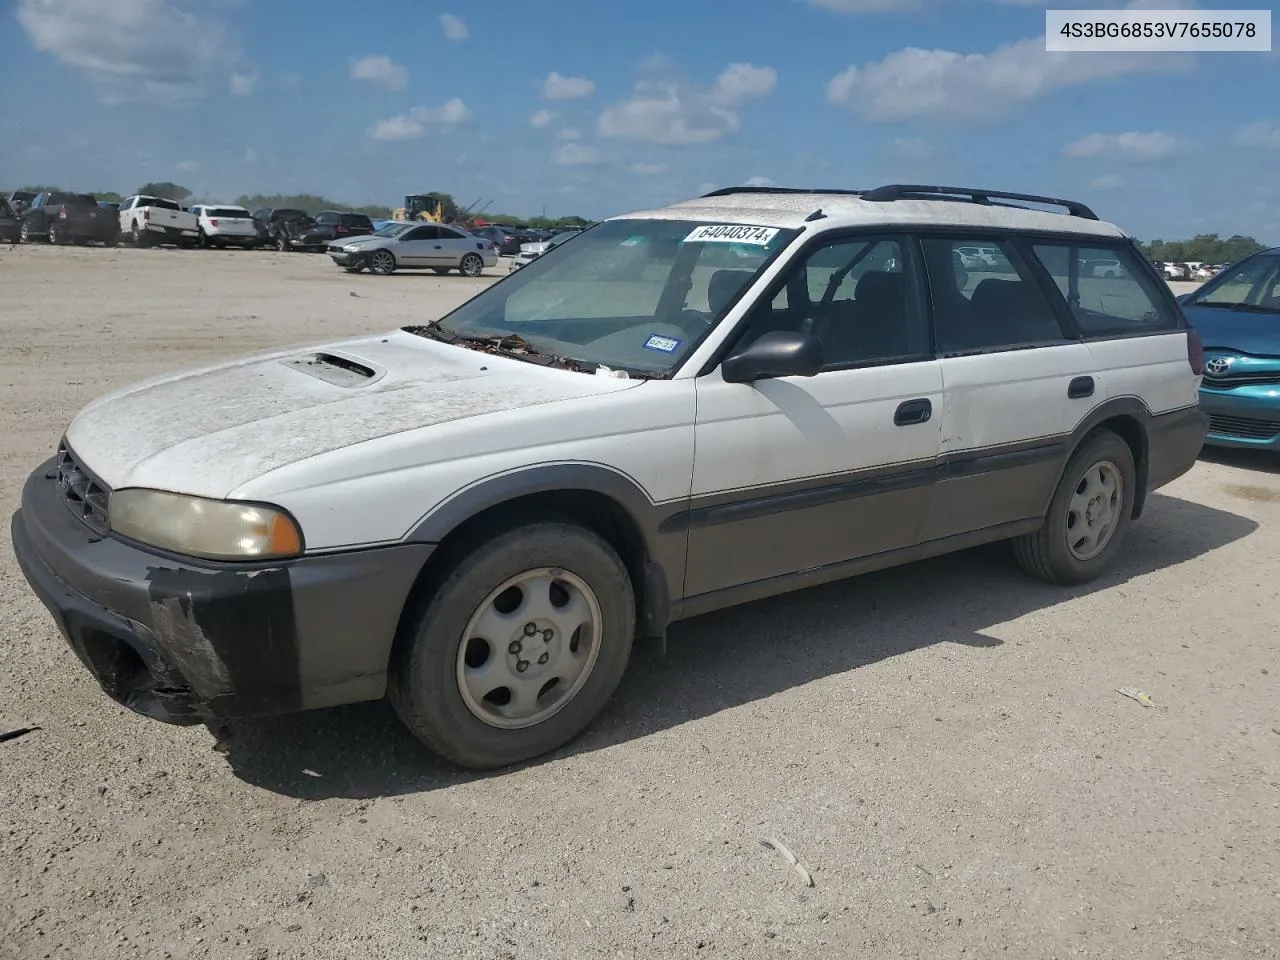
282, 352, 384, 388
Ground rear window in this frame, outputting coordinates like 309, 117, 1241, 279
340, 214, 372, 227
1028, 242, 1178, 335
149, 198, 181, 211
208, 207, 248, 218
67, 194, 98, 207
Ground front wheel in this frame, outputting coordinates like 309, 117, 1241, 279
275, 235, 289, 252
1012, 429, 1136, 586
49, 223, 64, 245
459, 253, 484, 277
369, 249, 396, 275
19, 221, 32, 243
389, 522, 636, 769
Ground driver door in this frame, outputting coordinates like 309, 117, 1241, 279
396, 225, 440, 266
685, 233, 944, 599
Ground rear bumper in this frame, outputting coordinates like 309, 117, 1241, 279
1146, 404, 1210, 490
11, 457, 435, 725
1198, 389, 1280, 450
144, 223, 198, 239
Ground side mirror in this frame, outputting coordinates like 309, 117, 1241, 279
1175, 293, 1191, 305
722, 330, 824, 383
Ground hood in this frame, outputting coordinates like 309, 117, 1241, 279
519, 241, 552, 255
1182, 304, 1280, 357
64, 329, 640, 498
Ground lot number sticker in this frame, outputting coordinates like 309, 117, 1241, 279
684, 224, 779, 245
643, 335, 682, 353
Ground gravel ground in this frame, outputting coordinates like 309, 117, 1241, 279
1, 245, 1277, 960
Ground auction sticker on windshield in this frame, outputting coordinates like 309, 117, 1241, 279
684, 224, 779, 245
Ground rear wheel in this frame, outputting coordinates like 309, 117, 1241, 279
389, 522, 636, 769
1012, 429, 1136, 586
49, 222, 65, 245
19, 221, 32, 243
131, 223, 150, 248
275, 235, 289, 252
103, 234, 118, 247
369, 249, 396, 275
460, 253, 484, 277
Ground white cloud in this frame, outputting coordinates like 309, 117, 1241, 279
888, 137, 934, 160
629, 163, 667, 175
543, 71, 595, 100
1064, 130, 1181, 160
552, 142, 603, 166
229, 70, 256, 96
598, 61, 777, 145
530, 109, 558, 128
439, 13, 468, 41
557, 127, 582, 140
368, 98, 470, 140
1237, 119, 1280, 150
1090, 174, 1125, 190
826, 37, 1188, 123
807, 0, 923, 11
743, 176, 775, 187
175, 159, 199, 172
243, 147, 258, 163
17, 0, 250, 104
349, 55, 408, 91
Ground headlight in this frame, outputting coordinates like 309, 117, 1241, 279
109, 489, 303, 561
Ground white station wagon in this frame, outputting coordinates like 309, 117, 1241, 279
12, 184, 1208, 769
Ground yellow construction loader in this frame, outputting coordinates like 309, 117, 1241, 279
391, 195, 445, 222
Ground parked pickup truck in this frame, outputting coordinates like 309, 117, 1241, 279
118, 195, 200, 247
20, 192, 119, 245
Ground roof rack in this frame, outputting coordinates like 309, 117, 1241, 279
861, 184, 1098, 220
700, 183, 1098, 220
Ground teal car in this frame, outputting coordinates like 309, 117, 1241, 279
1178, 247, 1280, 450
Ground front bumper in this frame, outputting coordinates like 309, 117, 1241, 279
328, 247, 368, 268
1198, 389, 1280, 450
11, 457, 434, 725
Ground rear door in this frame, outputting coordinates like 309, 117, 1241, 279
918, 233, 1098, 542
437, 226, 478, 265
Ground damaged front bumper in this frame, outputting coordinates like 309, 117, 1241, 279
11, 457, 434, 725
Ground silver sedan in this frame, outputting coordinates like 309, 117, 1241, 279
328, 222, 499, 277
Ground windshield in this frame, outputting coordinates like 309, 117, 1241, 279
410, 218, 797, 375
374, 222, 415, 237
1187, 254, 1280, 312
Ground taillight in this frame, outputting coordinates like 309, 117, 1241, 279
143, 208, 150, 220
1186, 326, 1204, 376
337, 225, 347, 233
58, 208, 67, 219
210, 218, 219, 227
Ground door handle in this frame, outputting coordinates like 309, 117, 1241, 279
894, 398, 932, 426
434, 245, 442, 249
1068, 376, 1095, 399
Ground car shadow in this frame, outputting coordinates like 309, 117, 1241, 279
1199, 446, 1280, 475
220, 492, 1257, 799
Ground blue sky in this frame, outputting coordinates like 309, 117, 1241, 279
2, 0, 1278, 242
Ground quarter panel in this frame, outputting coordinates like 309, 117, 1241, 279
1085, 332, 1199, 414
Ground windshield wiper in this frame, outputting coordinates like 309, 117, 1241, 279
1228, 303, 1280, 314
405, 322, 666, 378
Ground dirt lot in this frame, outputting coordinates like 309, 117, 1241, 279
1, 245, 1277, 960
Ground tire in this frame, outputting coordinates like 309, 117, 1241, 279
197, 229, 209, 249
19, 221, 32, 243
369, 249, 396, 276
49, 222, 64, 245
389, 522, 636, 769
460, 253, 484, 277
1012, 429, 1136, 586
131, 223, 150, 248
276, 235, 289, 252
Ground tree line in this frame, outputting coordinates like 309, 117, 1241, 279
6, 183, 592, 229
1138, 233, 1267, 264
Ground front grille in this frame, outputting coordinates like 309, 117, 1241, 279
56, 442, 111, 534
1202, 373, 1280, 390
1207, 415, 1280, 441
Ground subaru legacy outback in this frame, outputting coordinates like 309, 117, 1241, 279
12, 184, 1208, 769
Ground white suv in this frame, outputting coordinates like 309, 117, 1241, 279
188, 204, 260, 249
12, 184, 1208, 769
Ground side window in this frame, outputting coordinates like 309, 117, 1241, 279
403, 225, 440, 241
438, 227, 464, 240
1029, 242, 1177, 335
920, 237, 1065, 354
739, 235, 928, 368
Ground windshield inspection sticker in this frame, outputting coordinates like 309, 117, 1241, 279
684, 224, 779, 245
643, 334, 682, 353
